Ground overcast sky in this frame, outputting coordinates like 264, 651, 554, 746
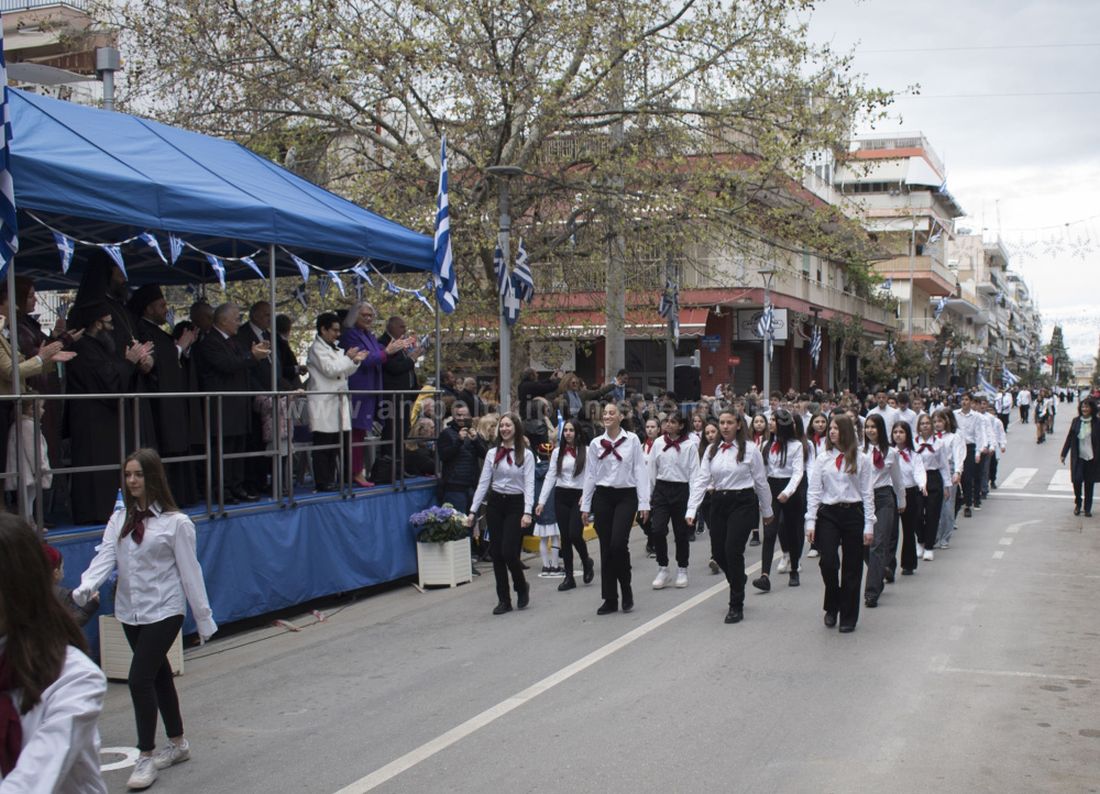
805, 0, 1100, 359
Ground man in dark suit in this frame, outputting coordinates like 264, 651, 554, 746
197, 303, 270, 504
235, 301, 278, 495
378, 314, 419, 448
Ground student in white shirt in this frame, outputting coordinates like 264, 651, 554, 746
861, 414, 905, 608
953, 393, 986, 516
0, 516, 107, 793
648, 412, 699, 590
581, 402, 652, 615
639, 417, 661, 556
537, 419, 594, 592
467, 414, 536, 615
895, 392, 919, 439
1017, 387, 1032, 423
866, 391, 899, 436
805, 414, 875, 632
686, 409, 773, 624
754, 408, 807, 591
891, 421, 929, 571
933, 408, 966, 549
983, 398, 1008, 492
914, 414, 951, 561
73, 448, 216, 791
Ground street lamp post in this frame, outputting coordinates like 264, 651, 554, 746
486, 165, 523, 414
759, 267, 776, 401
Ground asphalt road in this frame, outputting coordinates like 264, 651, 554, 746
97, 417, 1100, 793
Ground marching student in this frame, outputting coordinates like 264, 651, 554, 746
1060, 397, 1100, 517
953, 393, 987, 517
747, 413, 770, 547
648, 412, 699, 590
0, 516, 108, 793
933, 408, 966, 549
914, 413, 952, 560
800, 411, 830, 563
580, 403, 652, 615
805, 414, 875, 633
686, 410, 773, 624
466, 414, 536, 615
860, 414, 905, 609
640, 417, 661, 557
537, 419, 595, 591
892, 421, 928, 572
698, 418, 721, 573
754, 408, 807, 591
985, 398, 1008, 492
975, 397, 997, 502
73, 449, 217, 791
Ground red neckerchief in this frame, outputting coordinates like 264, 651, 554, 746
662, 434, 687, 453
872, 448, 885, 470
120, 507, 155, 545
494, 446, 514, 465
812, 433, 822, 447
899, 449, 911, 463
936, 431, 944, 439
600, 436, 627, 460
0, 652, 21, 776
753, 433, 764, 446
834, 453, 844, 471
563, 446, 576, 458
917, 442, 935, 454
643, 438, 655, 453
719, 441, 734, 453
770, 441, 781, 456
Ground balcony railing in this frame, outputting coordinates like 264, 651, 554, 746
0, 0, 89, 10
874, 254, 956, 293
763, 266, 897, 328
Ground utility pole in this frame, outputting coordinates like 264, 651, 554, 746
487, 165, 523, 413
759, 268, 775, 400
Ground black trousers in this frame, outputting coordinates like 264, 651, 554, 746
989, 454, 999, 488
312, 430, 350, 488
219, 434, 247, 497
961, 443, 978, 507
763, 477, 804, 575
710, 489, 759, 609
1020, 404, 1030, 423
865, 486, 897, 598
554, 487, 589, 574
898, 485, 922, 572
1072, 459, 1095, 512
122, 615, 185, 752
650, 480, 691, 568
591, 486, 637, 604
486, 492, 527, 603
815, 502, 865, 627
920, 470, 945, 550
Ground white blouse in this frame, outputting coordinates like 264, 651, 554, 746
893, 447, 928, 491
686, 441, 772, 521
915, 434, 952, 484
537, 446, 585, 507
804, 448, 875, 535
764, 439, 807, 498
864, 445, 906, 509
581, 430, 652, 512
470, 445, 536, 514
0, 639, 108, 793
650, 434, 700, 485
73, 505, 217, 639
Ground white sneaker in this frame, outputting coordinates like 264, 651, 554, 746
923, 549, 934, 561
937, 541, 949, 550
153, 738, 190, 770
652, 566, 672, 589
127, 756, 158, 790
917, 543, 925, 558
807, 549, 819, 558
675, 567, 688, 588
776, 554, 790, 574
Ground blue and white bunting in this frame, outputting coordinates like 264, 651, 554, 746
292, 282, 308, 310
386, 282, 401, 296
103, 244, 128, 280
291, 253, 311, 282
433, 134, 458, 313
513, 239, 534, 303
168, 234, 183, 265
240, 255, 266, 280
354, 276, 364, 302
205, 253, 226, 289
52, 231, 75, 274
351, 263, 373, 287
318, 277, 330, 300
0, 22, 18, 280
494, 245, 508, 298
139, 232, 167, 264
165, 307, 176, 328
326, 270, 345, 297
414, 289, 434, 312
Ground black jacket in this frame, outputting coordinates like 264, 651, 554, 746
1061, 416, 1100, 483
197, 330, 260, 434
438, 425, 487, 489
518, 377, 560, 418
378, 332, 418, 394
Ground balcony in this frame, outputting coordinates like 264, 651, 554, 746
0, 1, 89, 11
758, 266, 897, 328
873, 254, 955, 296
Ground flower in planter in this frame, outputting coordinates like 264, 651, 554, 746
409, 503, 469, 543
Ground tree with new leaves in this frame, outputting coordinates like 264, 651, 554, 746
102, 0, 893, 374
1045, 325, 1073, 387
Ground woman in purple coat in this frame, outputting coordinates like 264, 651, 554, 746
340, 302, 410, 486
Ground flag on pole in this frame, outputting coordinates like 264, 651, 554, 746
977, 371, 997, 400
433, 134, 458, 313
513, 239, 534, 303
0, 21, 18, 280
934, 295, 948, 319
757, 304, 774, 361
493, 244, 508, 297
809, 324, 822, 368
887, 339, 896, 360
503, 275, 521, 326
657, 277, 679, 345
1002, 365, 1020, 387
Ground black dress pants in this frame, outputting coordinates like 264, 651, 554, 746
898, 485, 922, 572
1072, 459, 1095, 513
815, 503, 866, 628
709, 489, 759, 609
592, 486, 637, 604
122, 615, 185, 752
312, 430, 350, 488
920, 471, 944, 550
554, 487, 589, 574
649, 480, 691, 568
763, 477, 805, 575
486, 492, 527, 604
961, 443, 978, 507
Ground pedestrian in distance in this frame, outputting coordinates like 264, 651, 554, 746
1061, 397, 1100, 517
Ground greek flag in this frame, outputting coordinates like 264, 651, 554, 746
503, 274, 521, 326
977, 371, 997, 399
206, 254, 226, 289
290, 252, 311, 282
292, 282, 308, 310
326, 270, 346, 298
757, 304, 774, 361
240, 255, 266, 281
433, 135, 458, 314
658, 278, 677, 319
493, 244, 508, 298
103, 244, 127, 280
513, 239, 534, 303
934, 295, 948, 319
809, 324, 822, 368
0, 22, 17, 280
168, 233, 184, 265
53, 231, 75, 274
887, 339, 896, 360
1002, 365, 1020, 387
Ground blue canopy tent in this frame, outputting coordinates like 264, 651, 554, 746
7, 88, 435, 287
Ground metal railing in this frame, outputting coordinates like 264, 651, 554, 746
0, 0, 90, 11
0, 387, 439, 534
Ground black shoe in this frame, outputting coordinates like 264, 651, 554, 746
1074, 505, 1082, 515
824, 612, 838, 628
597, 601, 618, 615
788, 571, 800, 587
724, 607, 743, 624
517, 583, 530, 610
557, 577, 576, 591
963, 507, 973, 517
315, 483, 339, 493
622, 586, 634, 613
901, 568, 914, 576
752, 575, 770, 592
646, 542, 655, 556
1086, 511, 1093, 518
221, 493, 240, 506
749, 531, 761, 547
838, 624, 856, 634
520, 562, 530, 570
582, 557, 595, 584
864, 595, 878, 608
991, 482, 998, 490
492, 601, 512, 615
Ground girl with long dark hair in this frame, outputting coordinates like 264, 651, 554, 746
805, 415, 874, 632
1061, 397, 1100, 516
914, 413, 952, 560
754, 408, 808, 591
0, 515, 107, 792
891, 421, 928, 571
686, 410, 773, 624
648, 412, 699, 590
73, 448, 216, 790
537, 420, 594, 591
861, 414, 905, 608
467, 414, 535, 614
933, 408, 965, 549
699, 419, 721, 573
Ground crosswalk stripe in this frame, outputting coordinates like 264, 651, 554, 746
998, 467, 1037, 490
1048, 469, 1073, 492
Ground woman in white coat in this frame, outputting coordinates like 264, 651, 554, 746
307, 312, 367, 492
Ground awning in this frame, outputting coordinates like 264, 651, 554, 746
520, 307, 709, 338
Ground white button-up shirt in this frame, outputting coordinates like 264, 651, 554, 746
954, 408, 987, 451
73, 505, 217, 638
537, 446, 585, 508
864, 445, 907, 509
804, 448, 875, 535
649, 434, 700, 485
988, 411, 1007, 455
895, 408, 919, 439
764, 439, 807, 499
0, 640, 107, 793
894, 446, 928, 490
581, 430, 652, 512
471, 445, 536, 514
867, 405, 900, 433
915, 433, 953, 484
686, 441, 772, 521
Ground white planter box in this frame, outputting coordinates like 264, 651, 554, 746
417, 539, 472, 588
99, 615, 184, 681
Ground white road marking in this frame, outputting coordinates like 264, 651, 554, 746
1048, 469, 1074, 492
100, 747, 140, 772
993, 550, 1005, 559
333, 562, 762, 793
999, 538, 1013, 546
988, 492, 1070, 501
1006, 525, 1020, 533
940, 667, 1091, 682
998, 467, 1037, 490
